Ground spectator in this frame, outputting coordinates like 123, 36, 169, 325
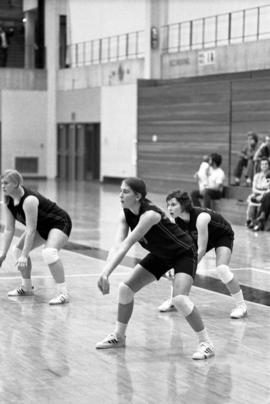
253, 134, 270, 174
246, 158, 270, 229
194, 154, 210, 193
191, 153, 225, 209
232, 131, 258, 186
0, 26, 8, 67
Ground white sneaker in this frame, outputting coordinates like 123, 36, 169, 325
49, 293, 69, 305
96, 333, 126, 349
230, 304, 247, 319
8, 287, 34, 297
158, 299, 177, 312
192, 342, 215, 360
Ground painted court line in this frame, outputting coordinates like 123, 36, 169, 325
0, 272, 130, 281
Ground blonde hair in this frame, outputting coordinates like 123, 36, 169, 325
1, 169, 23, 203
2, 169, 23, 186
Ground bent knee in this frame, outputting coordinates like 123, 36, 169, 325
42, 247, 59, 265
118, 282, 134, 304
216, 264, 234, 284
172, 295, 194, 316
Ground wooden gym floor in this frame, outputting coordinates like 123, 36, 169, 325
0, 180, 269, 404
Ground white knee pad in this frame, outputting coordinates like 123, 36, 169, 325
42, 247, 59, 265
172, 295, 194, 317
216, 265, 234, 284
118, 282, 134, 304
12, 246, 22, 262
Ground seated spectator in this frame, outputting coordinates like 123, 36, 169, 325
191, 153, 225, 209
194, 154, 210, 192
253, 134, 270, 174
232, 131, 258, 186
246, 158, 270, 229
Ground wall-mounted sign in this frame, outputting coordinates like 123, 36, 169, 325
198, 50, 216, 66
169, 57, 190, 67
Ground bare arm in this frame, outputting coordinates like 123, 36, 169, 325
0, 205, 16, 266
196, 212, 211, 262
98, 210, 161, 294
253, 143, 265, 161
19, 196, 39, 263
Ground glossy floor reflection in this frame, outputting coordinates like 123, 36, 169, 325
0, 179, 269, 404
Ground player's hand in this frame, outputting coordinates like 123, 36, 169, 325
16, 255, 28, 271
98, 273, 110, 295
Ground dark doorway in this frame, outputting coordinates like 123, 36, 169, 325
57, 123, 100, 181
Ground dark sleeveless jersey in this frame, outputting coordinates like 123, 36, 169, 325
123, 203, 195, 259
7, 186, 71, 238
175, 207, 234, 251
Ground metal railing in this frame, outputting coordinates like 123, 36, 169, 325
63, 30, 144, 68
162, 4, 270, 53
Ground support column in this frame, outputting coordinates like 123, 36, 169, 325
144, 0, 169, 79
45, 0, 58, 178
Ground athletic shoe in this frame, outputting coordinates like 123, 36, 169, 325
192, 342, 215, 360
49, 293, 69, 305
158, 299, 177, 312
96, 333, 126, 349
8, 287, 34, 297
230, 305, 248, 319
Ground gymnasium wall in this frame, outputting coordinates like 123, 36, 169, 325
137, 71, 270, 192
162, 40, 270, 79
57, 87, 101, 122
1, 90, 47, 175
101, 84, 137, 180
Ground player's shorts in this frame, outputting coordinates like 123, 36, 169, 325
139, 249, 197, 280
207, 234, 234, 252
37, 213, 72, 240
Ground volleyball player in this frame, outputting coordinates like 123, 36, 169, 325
0, 169, 71, 304
158, 190, 247, 319
96, 177, 215, 360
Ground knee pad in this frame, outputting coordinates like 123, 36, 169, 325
118, 282, 134, 304
42, 247, 59, 265
216, 264, 234, 284
172, 295, 194, 316
12, 246, 22, 262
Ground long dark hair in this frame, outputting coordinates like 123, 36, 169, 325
166, 189, 193, 213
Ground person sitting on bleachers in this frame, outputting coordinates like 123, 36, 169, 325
191, 153, 225, 209
232, 131, 258, 186
246, 158, 270, 229
253, 134, 270, 174
194, 154, 210, 193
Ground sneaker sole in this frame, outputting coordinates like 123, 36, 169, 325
230, 311, 248, 319
159, 306, 177, 313
96, 343, 125, 349
49, 300, 69, 305
192, 352, 215, 360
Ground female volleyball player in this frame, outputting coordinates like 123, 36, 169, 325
158, 190, 247, 319
96, 177, 215, 360
0, 169, 72, 304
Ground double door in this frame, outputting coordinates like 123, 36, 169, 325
57, 123, 100, 180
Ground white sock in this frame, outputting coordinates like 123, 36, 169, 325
56, 282, 68, 296
231, 290, 246, 306
22, 279, 32, 291
114, 321, 127, 338
197, 328, 212, 345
